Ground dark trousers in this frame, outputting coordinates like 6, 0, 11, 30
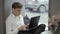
18, 24, 46, 34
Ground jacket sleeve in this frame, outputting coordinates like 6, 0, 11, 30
20, 15, 26, 30
20, 15, 25, 25
6, 18, 19, 34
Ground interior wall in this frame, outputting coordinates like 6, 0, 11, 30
0, 0, 4, 34
49, 0, 60, 17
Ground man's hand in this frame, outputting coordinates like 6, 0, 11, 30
18, 24, 29, 30
18, 25, 26, 30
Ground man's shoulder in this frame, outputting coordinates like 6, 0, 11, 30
6, 14, 13, 21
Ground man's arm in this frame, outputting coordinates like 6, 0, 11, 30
6, 18, 19, 34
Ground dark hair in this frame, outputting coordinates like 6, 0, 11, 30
12, 2, 23, 9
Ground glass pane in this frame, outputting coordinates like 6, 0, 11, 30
25, 0, 49, 31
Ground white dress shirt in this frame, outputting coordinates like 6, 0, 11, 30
6, 13, 25, 34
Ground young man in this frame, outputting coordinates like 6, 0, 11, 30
6, 2, 28, 34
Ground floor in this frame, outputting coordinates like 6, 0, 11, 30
41, 31, 52, 34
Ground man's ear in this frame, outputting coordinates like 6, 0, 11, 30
12, 8, 15, 13
12, 8, 14, 10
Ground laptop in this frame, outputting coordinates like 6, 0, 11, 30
29, 16, 40, 29
19, 16, 40, 31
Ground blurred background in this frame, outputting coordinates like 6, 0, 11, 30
0, 0, 60, 34
25, 0, 49, 31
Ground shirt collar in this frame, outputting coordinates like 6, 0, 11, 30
11, 13, 20, 18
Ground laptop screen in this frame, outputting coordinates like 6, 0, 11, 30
29, 16, 40, 29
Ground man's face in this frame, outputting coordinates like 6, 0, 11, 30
13, 8, 22, 16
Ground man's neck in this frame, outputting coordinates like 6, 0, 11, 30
12, 13, 19, 17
